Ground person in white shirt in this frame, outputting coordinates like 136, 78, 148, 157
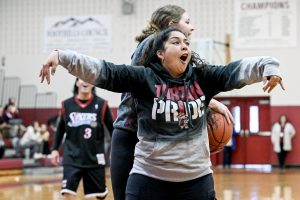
18, 121, 43, 159
271, 115, 296, 169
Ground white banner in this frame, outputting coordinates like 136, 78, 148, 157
44, 15, 111, 52
234, 0, 297, 48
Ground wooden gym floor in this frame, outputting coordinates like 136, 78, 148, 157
0, 166, 299, 200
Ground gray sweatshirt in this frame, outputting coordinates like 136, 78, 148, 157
58, 49, 281, 182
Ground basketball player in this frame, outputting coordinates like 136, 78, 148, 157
41, 28, 284, 199
50, 78, 114, 200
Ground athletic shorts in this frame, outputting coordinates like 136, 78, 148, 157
61, 165, 108, 199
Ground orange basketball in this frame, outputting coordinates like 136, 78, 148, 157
207, 109, 233, 154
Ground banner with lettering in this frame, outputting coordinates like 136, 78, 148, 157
234, 0, 297, 48
44, 15, 112, 52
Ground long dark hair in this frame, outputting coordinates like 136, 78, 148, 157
136, 28, 207, 70
73, 78, 96, 95
135, 5, 185, 43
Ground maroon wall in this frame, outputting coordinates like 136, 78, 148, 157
212, 106, 300, 166
19, 108, 60, 126
19, 107, 118, 126
18, 106, 300, 165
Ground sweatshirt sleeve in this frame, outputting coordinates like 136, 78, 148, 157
58, 49, 147, 93
200, 56, 281, 97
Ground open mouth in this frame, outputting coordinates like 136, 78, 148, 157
180, 53, 188, 62
82, 84, 90, 89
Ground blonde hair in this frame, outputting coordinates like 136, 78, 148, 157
135, 5, 185, 42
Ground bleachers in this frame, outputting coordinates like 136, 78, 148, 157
0, 158, 22, 170
0, 68, 118, 173
0, 68, 59, 171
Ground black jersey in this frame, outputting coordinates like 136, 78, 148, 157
53, 95, 114, 168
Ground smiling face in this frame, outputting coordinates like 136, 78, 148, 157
156, 30, 192, 78
76, 79, 94, 99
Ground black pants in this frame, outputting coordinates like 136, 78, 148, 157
0, 146, 5, 158
277, 142, 287, 169
110, 128, 138, 200
222, 146, 232, 168
126, 173, 216, 200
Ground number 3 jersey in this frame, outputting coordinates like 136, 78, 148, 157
52, 95, 114, 168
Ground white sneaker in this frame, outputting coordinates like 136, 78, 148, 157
33, 153, 43, 159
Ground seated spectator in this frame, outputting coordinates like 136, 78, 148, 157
15, 121, 43, 159
0, 133, 5, 159
0, 105, 5, 125
3, 97, 20, 123
3, 101, 23, 140
3, 97, 16, 110
0, 105, 8, 138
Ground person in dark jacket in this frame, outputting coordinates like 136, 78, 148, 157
222, 127, 237, 168
110, 5, 233, 200
50, 78, 114, 200
40, 28, 284, 200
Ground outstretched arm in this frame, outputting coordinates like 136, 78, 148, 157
40, 50, 147, 94
202, 56, 285, 96
40, 50, 103, 85
40, 50, 59, 84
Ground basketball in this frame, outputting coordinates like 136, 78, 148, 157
207, 109, 233, 154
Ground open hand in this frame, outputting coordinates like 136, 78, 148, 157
39, 51, 59, 84
262, 76, 285, 93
